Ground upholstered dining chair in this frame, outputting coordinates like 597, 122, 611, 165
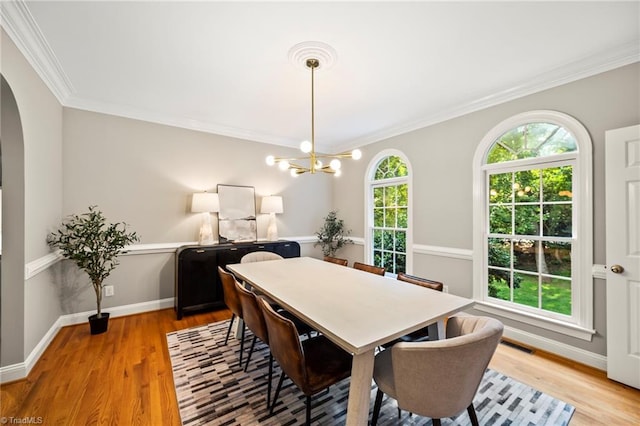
323, 255, 348, 266
258, 297, 352, 425
353, 261, 385, 276
371, 314, 504, 426
241, 251, 284, 263
218, 266, 246, 367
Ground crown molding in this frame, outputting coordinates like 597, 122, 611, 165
0, 0, 74, 104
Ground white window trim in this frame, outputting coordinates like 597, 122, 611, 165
472, 110, 594, 340
364, 149, 413, 275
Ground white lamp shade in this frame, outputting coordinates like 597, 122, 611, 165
191, 192, 220, 213
260, 196, 283, 214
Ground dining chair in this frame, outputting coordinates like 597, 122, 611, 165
353, 261, 385, 276
258, 297, 352, 425
371, 314, 504, 426
241, 251, 284, 263
390, 273, 444, 344
218, 266, 246, 367
323, 255, 348, 266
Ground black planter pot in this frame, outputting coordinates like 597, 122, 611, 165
88, 312, 110, 335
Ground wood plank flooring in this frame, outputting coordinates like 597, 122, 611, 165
1, 308, 638, 425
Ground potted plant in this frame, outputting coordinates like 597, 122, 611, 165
315, 210, 353, 257
47, 205, 139, 334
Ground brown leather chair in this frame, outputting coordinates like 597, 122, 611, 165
323, 255, 348, 266
353, 261, 385, 276
218, 266, 246, 366
258, 297, 352, 425
371, 314, 504, 426
397, 272, 444, 292
383, 273, 445, 346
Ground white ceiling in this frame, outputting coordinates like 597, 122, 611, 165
2, 1, 639, 153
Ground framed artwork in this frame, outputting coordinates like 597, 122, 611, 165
217, 184, 257, 242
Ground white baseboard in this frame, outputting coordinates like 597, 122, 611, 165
0, 297, 175, 384
503, 325, 607, 371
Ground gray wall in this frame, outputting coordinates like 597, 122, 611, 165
334, 63, 640, 356
1, 29, 64, 366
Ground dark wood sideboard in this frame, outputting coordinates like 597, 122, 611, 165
175, 240, 300, 319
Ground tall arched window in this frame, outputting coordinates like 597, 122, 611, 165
365, 150, 412, 275
473, 111, 594, 340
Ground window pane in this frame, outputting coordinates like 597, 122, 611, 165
384, 208, 397, 227
543, 166, 573, 202
397, 184, 408, 206
373, 229, 382, 250
514, 205, 539, 235
395, 254, 406, 274
543, 241, 572, 277
384, 186, 397, 206
487, 122, 577, 164
488, 238, 510, 267
395, 231, 406, 252
541, 277, 572, 315
373, 208, 384, 227
397, 207, 408, 228
374, 155, 408, 180
488, 267, 510, 300
543, 204, 572, 237
373, 250, 383, 267
514, 170, 539, 202
383, 252, 394, 272
382, 231, 394, 250
489, 205, 512, 234
489, 173, 512, 203
514, 239, 537, 273
513, 272, 538, 308
373, 187, 384, 207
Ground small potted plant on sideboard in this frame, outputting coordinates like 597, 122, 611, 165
47, 205, 139, 334
315, 210, 353, 257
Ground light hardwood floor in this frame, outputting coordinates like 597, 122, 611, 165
1, 308, 638, 425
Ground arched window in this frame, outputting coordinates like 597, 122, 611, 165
473, 111, 594, 340
365, 150, 412, 275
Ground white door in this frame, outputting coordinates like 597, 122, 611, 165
605, 124, 640, 389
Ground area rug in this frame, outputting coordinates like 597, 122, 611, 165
167, 320, 575, 425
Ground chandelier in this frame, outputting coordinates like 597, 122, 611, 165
266, 58, 362, 177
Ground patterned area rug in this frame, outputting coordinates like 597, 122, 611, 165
167, 320, 574, 425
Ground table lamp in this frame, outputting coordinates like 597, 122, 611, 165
191, 192, 219, 245
261, 195, 283, 241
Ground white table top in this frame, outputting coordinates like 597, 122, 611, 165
227, 256, 473, 354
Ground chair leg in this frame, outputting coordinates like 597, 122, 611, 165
238, 325, 245, 367
224, 314, 236, 345
432, 419, 442, 426
270, 372, 286, 414
244, 335, 257, 372
467, 403, 479, 426
371, 389, 383, 426
305, 395, 312, 425
266, 352, 273, 408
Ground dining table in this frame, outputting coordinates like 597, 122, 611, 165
227, 256, 474, 426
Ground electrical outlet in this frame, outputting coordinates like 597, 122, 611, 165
104, 285, 114, 297
443, 285, 449, 293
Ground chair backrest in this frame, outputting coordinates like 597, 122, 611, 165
241, 251, 284, 263
235, 280, 268, 344
397, 272, 444, 292
353, 261, 385, 276
323, 256, 348, 266
390, 315, 503, 418
258, 297, 308, 391
218, 266, 242, 318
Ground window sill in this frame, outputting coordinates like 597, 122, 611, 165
473, 301, 596, 341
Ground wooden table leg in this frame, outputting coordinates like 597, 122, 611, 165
345, 350, 375, 426
427, 318, 446, 340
